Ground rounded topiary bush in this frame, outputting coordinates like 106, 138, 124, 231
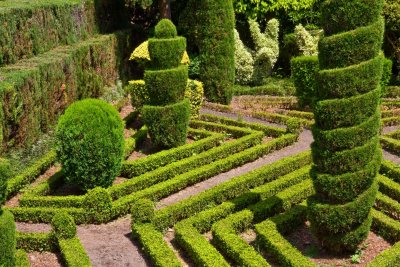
131, 198, 155, 224
155, 19, 177, 38
0, 210, 16, 267
56, 99, 124, 191
83, 187, 113, 223
51, 212, 76, 240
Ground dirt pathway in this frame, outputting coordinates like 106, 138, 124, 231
77, 216, 152, 267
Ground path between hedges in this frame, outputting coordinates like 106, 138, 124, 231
15, 109, 400, 267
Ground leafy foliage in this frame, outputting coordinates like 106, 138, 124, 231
56, 99, 125, 191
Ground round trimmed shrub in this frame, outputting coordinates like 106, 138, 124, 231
51, 212, 76, 239
309, 0, 384, 252
0, 210, 16, 267
0, 158, 12, 208
155, 19, 177, 39
83, 187, 113, 223
56, 99, 124, 191
131, 199, 155, 224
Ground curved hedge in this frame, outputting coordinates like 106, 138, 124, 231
309, 0, 384, 252
144, 19, 190, 148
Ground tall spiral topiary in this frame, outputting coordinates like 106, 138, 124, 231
308, 0, 385, 252
0, 159, 16, 267
143, 19, 190, 148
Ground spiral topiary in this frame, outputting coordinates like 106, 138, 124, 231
308, 0, 385, 253
56, 99, 125, 191
143, 19, 190, 148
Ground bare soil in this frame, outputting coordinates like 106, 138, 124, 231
77, 216, 152, 267
28, 252, 63, 267
16, 222, 52, 233
285, 221, 392, 267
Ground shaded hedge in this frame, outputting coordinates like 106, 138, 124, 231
0, 32, 133, 152
179, 0, 235, 104
0, 210, 16, 267
309, 0, 384, 252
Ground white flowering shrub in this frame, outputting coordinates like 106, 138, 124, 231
294, 24, 320, 56
234, 18, 280, 85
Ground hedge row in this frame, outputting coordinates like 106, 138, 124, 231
8, 133, 297, 224
0, 32, 133, 150
375, 192, 400, 220
111, 133, 297, 219
121, 128, 223, 177
380, 160, 400, 184
255, 204, 315, 267
366, 241, 400, 267
153, 151, 311, 230
371, 209, 400, 243
378, 175, 400, 202
6, 150, 56, 198
232, 79, 296, 97
381, 136, 400, 155
211, 179, 314, 267
132, 223, 181, 267
199, 114, 286, 137
143, 165, 312, 267
251, 111, 312, 129
0, 0, 128, 66
16, 212, 92, 267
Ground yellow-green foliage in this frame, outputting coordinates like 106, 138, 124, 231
185, 80, 204, 118
127, 79, 204, 118
130, 41, 190, 65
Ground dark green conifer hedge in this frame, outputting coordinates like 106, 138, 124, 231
308, 0, 384, 252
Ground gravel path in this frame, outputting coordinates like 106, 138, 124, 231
77, 216, 152, 267
200, 107, 285, 129
156, 130, 313, 209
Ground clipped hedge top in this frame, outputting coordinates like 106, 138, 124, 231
154, 19, 177, 39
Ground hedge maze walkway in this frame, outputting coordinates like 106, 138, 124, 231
4, 100, 400, 266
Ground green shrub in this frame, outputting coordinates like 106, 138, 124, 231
154, 19, 177, 38
309, 0, 384, 252
381, 58, 394, 95
185, 80, 204, 118
145, 66, 188, 105
0, 210, 16, 267
144, 19, 190, 148
126, 79, 203, 117
51, 212, 76, 240
83, 187, 112, 223
56, 99, 125, 191
0, 158, 12, 207
131, 199, 155, 224
291, 56, 319, 108
143, 100, 191, 148
180, 0, 235, 104
148, 37, 186, 69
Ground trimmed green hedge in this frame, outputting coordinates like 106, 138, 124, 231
58, 238, 92, 267
181, 0, 235, 104
255, 204, 315, 267
367, 241, 400, 267
0, 210, 16, 267
143, 100, 191, 148
132, 223, 181, 267
310, 0, 384, 252
291, 56, 319, 108
0, 32, 132, 151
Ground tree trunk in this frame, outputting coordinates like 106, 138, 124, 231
159, 0, 171, 19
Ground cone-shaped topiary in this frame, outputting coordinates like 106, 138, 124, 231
56, 99, 125, 191
308, 0, 385, 253
143, 19, 190, 148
